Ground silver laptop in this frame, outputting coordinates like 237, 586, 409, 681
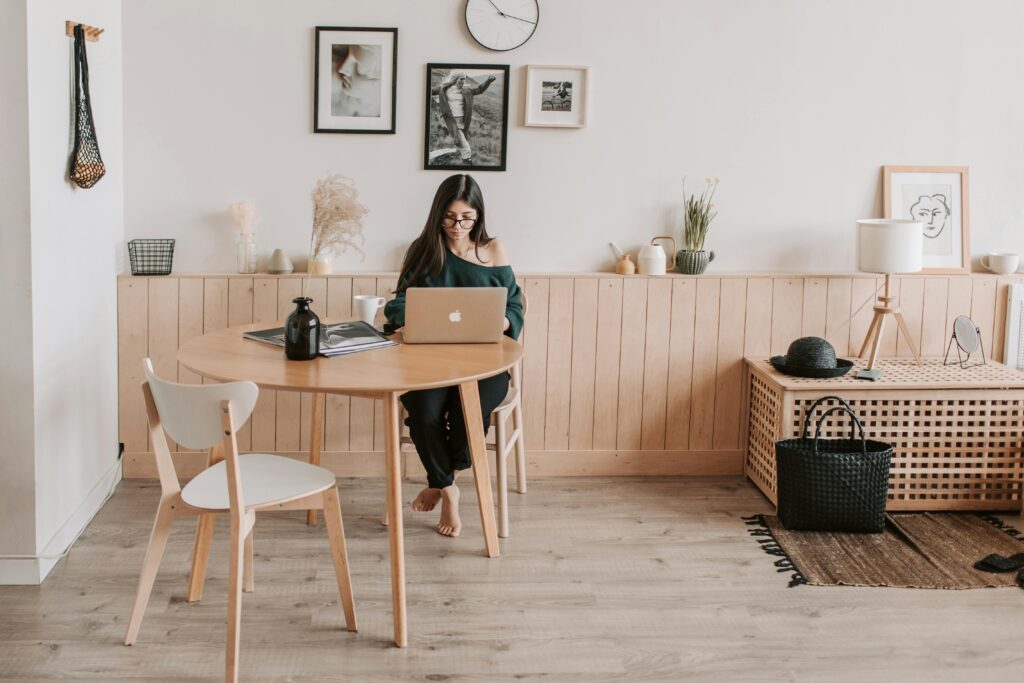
403, 287, 506, 343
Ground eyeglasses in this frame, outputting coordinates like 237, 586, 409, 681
442, 217, 477, 229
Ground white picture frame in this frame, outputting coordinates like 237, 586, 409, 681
524, 65, 589, 128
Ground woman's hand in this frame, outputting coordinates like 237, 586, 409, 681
503, 317, 510, 332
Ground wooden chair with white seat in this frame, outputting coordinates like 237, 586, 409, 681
384, 293, 527, 538
124, 359, 357, 683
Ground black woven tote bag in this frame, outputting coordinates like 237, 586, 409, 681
775, 395, 893, 533
69, 24, 106, 189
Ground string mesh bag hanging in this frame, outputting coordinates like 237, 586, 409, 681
68, 24, 106, 189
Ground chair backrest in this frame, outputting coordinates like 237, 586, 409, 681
513, 290, 527, 389
143, 359, 258, 450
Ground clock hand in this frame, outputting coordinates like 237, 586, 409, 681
500, 12, 536, 25
487, 0, 536, 24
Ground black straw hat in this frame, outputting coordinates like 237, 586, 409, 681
770, 337, 853, 378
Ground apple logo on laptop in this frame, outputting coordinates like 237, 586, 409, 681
449, 309, 462, 323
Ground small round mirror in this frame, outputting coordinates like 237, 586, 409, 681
953, 315, 981, 353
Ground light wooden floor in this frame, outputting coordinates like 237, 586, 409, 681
2, 477, 1024, 681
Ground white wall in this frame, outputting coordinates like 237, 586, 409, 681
0, 0, 124, 584
123, 0, 1024, 274
26, 0, 124, 574
0, 0, 38, 570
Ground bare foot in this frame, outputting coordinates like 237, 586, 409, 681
437, 485, 462, 537
411, 487, 442, 512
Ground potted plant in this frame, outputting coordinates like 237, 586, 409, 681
677, 177, 718, 274
308, 174, 367, 275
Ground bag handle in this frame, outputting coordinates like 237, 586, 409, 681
798, 395, 856, 440
812, 405, 867, 455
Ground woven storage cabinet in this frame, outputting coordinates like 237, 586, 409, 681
744, 357, 1024, 512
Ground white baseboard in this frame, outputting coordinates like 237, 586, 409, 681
0, 558, 45, 585
0, 459, 122, 585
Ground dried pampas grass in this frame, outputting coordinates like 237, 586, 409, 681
229, 200, 257, 234
310, 174, 367, 261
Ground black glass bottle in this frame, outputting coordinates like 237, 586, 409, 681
284, 297, 320, 360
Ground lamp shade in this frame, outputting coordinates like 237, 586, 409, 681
857, 219, 923, 274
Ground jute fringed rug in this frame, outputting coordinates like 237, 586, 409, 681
745, 513, 1024, 589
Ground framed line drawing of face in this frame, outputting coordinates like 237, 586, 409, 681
424, 63, 509, 171
883, 165, 970, 274
314, 27, 397, 134
524, 65, 589, 128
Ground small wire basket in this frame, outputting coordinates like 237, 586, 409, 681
127, 239, 175, 276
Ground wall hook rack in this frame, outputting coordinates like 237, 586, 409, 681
65, 21, 104, 42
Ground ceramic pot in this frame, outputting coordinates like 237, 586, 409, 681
284, 297, 320, 360
676, 249, 715, 275
268, 249, 294, 274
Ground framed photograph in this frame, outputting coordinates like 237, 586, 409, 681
314, 27, 397, 134
883, 165, 970, 274
525, 65, 589, 128
424, 63, 509, 171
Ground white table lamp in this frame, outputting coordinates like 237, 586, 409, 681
857, 219, 924, 371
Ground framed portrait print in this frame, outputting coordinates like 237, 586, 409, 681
524, 65, 589, 128
424, 63, 509, 171
314, 27, 397, 134
883, 165, 970, 274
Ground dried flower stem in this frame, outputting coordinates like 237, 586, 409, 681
310, 174, 367, 261
305, 174, 368, 292
229, 200, 257, 234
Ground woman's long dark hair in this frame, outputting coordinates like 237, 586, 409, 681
396, 174, 493, 292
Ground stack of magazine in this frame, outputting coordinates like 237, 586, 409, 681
243, 321, 396, 358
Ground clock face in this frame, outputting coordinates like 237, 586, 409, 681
465, 0, 539, 52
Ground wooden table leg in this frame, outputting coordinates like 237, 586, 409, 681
307, 393, 326, 525
459, 381, 500, 559
383, 392, 407, 647
187, 443, 223, 602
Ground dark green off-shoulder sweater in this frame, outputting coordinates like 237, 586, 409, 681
384, 250, 524, 340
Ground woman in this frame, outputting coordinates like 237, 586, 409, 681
384, 174, 523, 537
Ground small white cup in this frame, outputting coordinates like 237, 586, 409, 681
981, 252, 1020, 275
353, 295, 385, 326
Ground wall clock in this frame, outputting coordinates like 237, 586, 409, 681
465, 0, 539, 51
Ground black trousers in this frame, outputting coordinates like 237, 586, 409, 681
401, 372, 510, 489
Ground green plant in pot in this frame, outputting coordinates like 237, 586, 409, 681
678, 177, 718, 274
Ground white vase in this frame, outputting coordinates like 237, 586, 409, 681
309, 254, 332, 275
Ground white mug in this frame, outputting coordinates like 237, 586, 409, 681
353, 295, 386, 326
981, 252, 1020, 275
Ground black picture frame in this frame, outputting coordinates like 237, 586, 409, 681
423, 63, 509, 172
314, 26, 398, 134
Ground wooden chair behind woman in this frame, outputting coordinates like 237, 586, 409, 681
125, 359, 357, 683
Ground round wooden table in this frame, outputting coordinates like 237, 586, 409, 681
178, 322, 523, 647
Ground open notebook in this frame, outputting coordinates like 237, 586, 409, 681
244, 321, 396, 357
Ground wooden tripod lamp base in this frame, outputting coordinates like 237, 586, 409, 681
857, 273, 922, 370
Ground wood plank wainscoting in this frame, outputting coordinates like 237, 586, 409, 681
117, 272, 1023, 479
